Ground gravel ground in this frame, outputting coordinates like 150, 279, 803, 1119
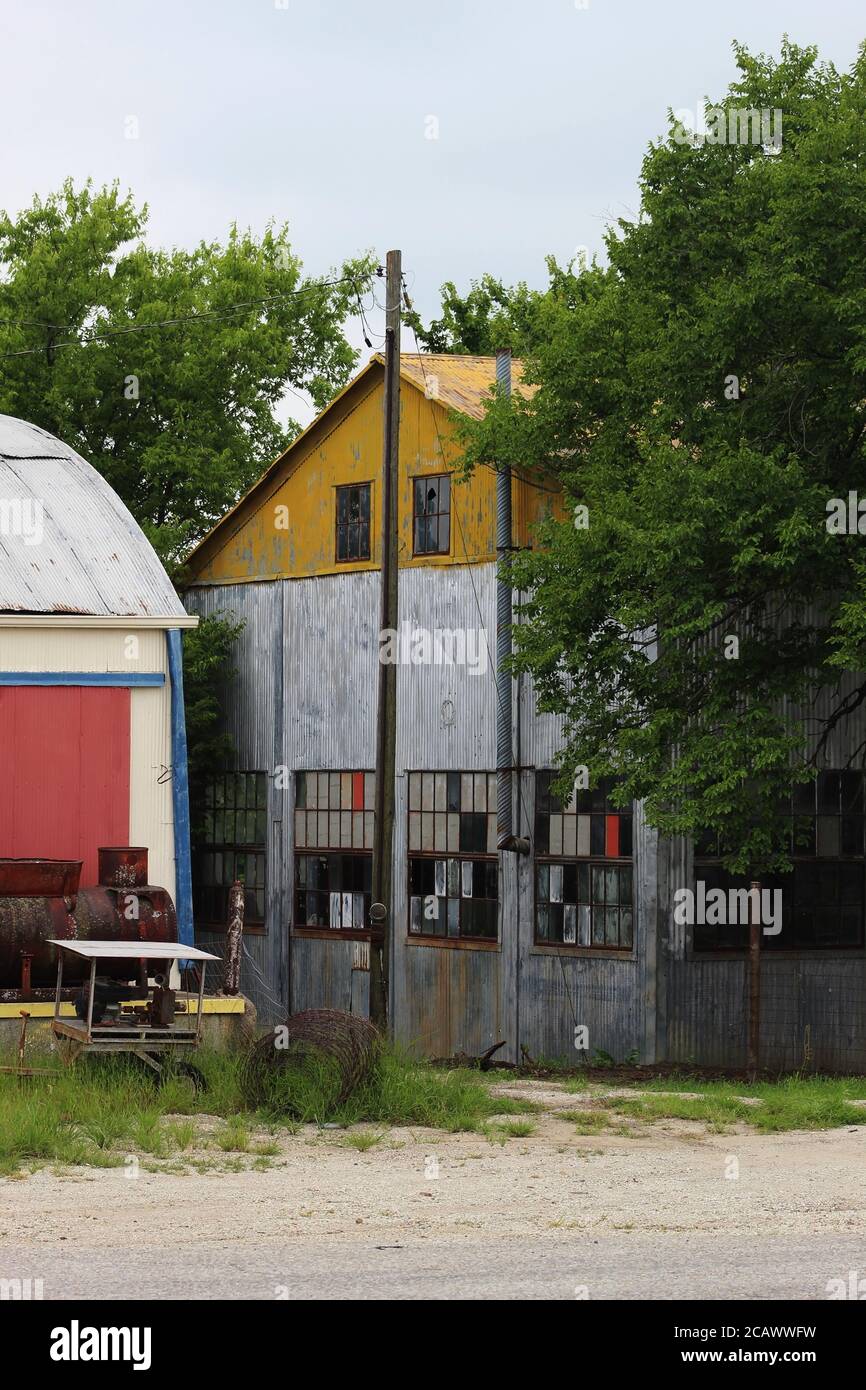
1, 1078, 864, 1299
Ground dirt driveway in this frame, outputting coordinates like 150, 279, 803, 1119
2, 1078, 864, 1255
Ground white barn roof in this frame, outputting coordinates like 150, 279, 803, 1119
0, 414, 187, 618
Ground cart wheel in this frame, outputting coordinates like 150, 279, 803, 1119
159, 1060, 208, 1095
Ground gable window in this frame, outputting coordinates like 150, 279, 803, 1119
694, 770, 865, 951
413, 475, 451, 556
294, 770, 375, 931
408, 771, 498, 941
335, 483, 371, 562
194, 772, 268, 930
534, 772, 634, 949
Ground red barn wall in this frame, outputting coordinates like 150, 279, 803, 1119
0, 686, 131, 886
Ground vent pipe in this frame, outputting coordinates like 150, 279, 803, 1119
495, 348, 529, 854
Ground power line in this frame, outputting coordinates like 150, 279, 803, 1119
0, 273, 375, 361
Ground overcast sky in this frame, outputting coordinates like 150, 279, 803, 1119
2, 1, 863, 418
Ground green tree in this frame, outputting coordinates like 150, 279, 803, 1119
182, 614, 244, 838
461, 39, 866, 875
404, 272, 548, 356
0, 179, 376, 566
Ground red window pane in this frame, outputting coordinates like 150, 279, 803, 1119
605, 815, 620, 857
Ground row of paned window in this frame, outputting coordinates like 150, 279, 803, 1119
193, 769, 866, 949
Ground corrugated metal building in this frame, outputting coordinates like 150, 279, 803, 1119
0, 415, 198, 934
183, 356, 866, 1070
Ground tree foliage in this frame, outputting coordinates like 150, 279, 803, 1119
460, 40, 866, 874
404, 272, 547, 356
0, 180, 376, 567
182, 614, 244, 836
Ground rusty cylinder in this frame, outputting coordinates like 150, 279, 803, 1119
0, 849, 177, 988
98, 847, 149, 889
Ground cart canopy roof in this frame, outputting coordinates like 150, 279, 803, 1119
47, 940, 219, 962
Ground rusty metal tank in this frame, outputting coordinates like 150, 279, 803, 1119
0, 848, 177, 990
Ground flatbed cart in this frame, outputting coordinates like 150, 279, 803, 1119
41, 939, 220, 1084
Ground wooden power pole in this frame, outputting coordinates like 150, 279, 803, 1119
747, 877, 761, 1076
370, 249, 401, 1031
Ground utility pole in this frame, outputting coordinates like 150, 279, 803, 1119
747, 876, 761, 1076
370, 249, 401, 1032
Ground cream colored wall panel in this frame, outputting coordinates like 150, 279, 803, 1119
129, 685, 176, 901
0, 625, 166, 674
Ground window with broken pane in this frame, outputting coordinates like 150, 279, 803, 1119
693, 770, 865, 951
407, 771, 498, 940
194, 772, 268, 929
294, 770, 375, 930
335, 482, 371, 562
534, 771, 634, 948
413, 474, 451, 555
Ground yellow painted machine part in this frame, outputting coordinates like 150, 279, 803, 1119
0, 997, 245, 1019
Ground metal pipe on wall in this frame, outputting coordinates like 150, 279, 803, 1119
495, 348, 529, 855
495, 348, 513, 847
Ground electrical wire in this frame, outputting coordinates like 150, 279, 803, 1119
0, 272, 375, 361
241, 941, 287, 1012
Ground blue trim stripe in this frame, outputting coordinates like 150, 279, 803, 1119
166, 629, 194, 950
0, 672, 165, 686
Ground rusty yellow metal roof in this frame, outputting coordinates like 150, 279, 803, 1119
389, 354, 531, 419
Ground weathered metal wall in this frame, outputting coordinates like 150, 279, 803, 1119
661, 670, 866, 1071
508, 772, 649, 1064
186, 566, 645, 1060
187, 573, 866, 1068
184, 582, 288, 1023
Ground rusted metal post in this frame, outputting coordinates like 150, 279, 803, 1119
196, 961, 207, 1043
224, 879, 244, 996
17, 1010, 30, 1070
748, 878, 761, 1076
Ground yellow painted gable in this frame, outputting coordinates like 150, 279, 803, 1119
184, 355, 562, 585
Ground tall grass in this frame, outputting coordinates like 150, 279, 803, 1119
0, 1045, 531, 1174
607, 1075, 866, 1133
3, 1047, 861, 1176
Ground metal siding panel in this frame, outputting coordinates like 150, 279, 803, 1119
0, 686, 130, 887
284, 572, 379, 768
292, 934, 357, 1015
397, 564, 497, 770
185, 582, 288, 1021
184, 583, 278, 771
516, 773, 644, 1063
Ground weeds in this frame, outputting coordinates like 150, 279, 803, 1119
215, 1121, 251, 1153
341, 1131, 384, 1152
2, 1046, 863, 1177
605, 1076, 866, 1133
